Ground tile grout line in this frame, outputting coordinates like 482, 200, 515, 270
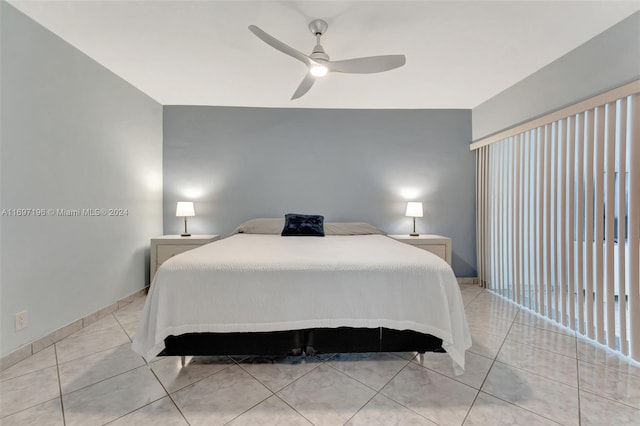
460, 389, 481, 425
52, 318, 133, 366
147, 367, 193, 426
340, 389, 379, 425
0, 352, 67, 422
574, 350, 640, 376
233, 352, 384, 425
234, 354, 324, 394
569, 334, 640, 418
576, 330, 582, 426
323, 357, 393, 394
472, 306, 517, 392
221, 395, 274, 425
102, 396, 170, 425
168, 354, 330, 424
497, 339, 582, 386
271, 393, 316, 426
408, 355, 485, 424
226, 355, 323, 425
154, 356, 235, 395
469, 307, 569, 426
233, 353, 331, 424
458, 289, 502, 424
54, 343, 67, 426
0, 354, 57, 384
339, 358, 413, 426
489, 357, 581, 391
504, 323, 579, 359
112, 312, 134, 344
0, 396, 62, 422
469, 388, 567, 425
320, 355, 412, 424
409, 350, 493, 389
343, 353, 438, 425
337, 351, 483, 398
478, 289, 577, 335
221, 360, 279, 425
578, 387, 640, 412
58, 362, 151, 402
463, 287, 486, 308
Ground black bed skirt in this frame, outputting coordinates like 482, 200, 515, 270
160, 327, 444, 357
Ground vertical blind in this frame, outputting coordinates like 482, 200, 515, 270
472, 80, 640, 361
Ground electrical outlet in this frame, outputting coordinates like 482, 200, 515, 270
15, 310, 28, 331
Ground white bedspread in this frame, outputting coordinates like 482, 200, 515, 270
133, 234, 471, 373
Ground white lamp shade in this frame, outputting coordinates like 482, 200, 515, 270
176, 201, 195, 217
405, 201, 423, 217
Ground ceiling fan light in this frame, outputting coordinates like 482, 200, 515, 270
310, 64, 328, 77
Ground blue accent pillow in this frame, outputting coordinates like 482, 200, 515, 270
281, 214, 325, 237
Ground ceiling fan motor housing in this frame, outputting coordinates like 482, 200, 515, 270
309, 20, 330, 61
310, 46, 329, 62
308, 19, 328, 36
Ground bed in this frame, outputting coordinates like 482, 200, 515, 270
132, 219, 471, 374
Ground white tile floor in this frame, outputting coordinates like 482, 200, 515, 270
2, 284, 640, 425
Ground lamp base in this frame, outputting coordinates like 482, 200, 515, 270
180, 233, 191, 237
409, 232, 419, 237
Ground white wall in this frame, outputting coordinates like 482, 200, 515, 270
472, 11, 640, 140
0, 3, 163, 357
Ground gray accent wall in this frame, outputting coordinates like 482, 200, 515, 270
472, 11, 640, 140
163, 106, 475, 276
0, 3, 163, 357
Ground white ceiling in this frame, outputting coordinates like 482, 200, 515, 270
8, 0, 640, 109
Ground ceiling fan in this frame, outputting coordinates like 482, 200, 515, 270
248, 19, 406, 100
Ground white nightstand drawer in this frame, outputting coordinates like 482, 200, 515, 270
150, 234, 219, 285
388, 234, 452, 266
414, 244, 446, 260
157, 244, 202, 265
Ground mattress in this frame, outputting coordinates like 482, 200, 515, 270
132, 234, 471, 373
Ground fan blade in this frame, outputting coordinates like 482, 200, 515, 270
329, 55, 406, 74
248, 25, 310, 66
291, 73, 315, 100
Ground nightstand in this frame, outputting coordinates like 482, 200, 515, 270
150, 235, 219, 283
388, 234, 452, 266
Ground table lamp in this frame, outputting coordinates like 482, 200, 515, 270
405, 201, 423, 236
176, 201, 195, 237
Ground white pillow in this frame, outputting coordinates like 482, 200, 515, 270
231, 218, 284, 234
324, 222, 386, 235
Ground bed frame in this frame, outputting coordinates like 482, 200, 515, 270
159, 327, 444, 365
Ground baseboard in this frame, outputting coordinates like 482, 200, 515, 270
0, 287, 148, 371
457, 277, 480, 285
